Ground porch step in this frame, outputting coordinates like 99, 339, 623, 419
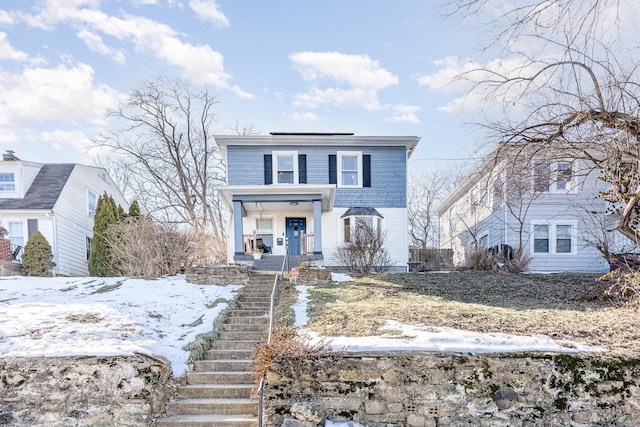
165, 398, 258, 416
154, 414, 257, 427
177, 384, 253, 399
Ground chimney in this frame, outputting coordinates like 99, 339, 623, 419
2, 150, 20, 161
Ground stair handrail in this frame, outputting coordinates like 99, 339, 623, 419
258, 271, 280, 427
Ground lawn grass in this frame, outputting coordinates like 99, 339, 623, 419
305, 271, 640, 355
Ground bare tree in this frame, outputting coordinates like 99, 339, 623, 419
93, 76, 227, 264
407, 171, 449, 249
443, 0, 640, 247
334, 218, 392, 274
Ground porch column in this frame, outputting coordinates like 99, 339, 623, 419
313, 199, 322, 255
233, 200, 244, 256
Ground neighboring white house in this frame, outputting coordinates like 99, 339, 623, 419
435, 146, 634, 272
0, 151, 128, 276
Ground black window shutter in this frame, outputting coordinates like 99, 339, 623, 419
363, 155, 371, 187
27, 219, 38, 237
298, 154, 307, 184
329, 154, 337, 184
264, 154, 273, 185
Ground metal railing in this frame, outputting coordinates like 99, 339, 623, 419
258, 241, 287, 427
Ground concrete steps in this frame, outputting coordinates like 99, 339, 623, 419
155, 272, 282, 427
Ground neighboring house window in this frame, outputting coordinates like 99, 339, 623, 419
556, 225, 572, 253
0, 173, 15, 191
556, 162, 572, 190
448, 207, 456, 232
88, 190, 97, 216
533, 163, 550, 192
469, 188, 478, 217
478, 233, 489, 249
256, 217, 274, 248
86, 236, 92, 261
532, 222, 576, 254
533, 161, 573, 193
9, 221, 24, 257
533, 225, 549, 253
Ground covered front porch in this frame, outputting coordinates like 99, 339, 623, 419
218, 184, 335, 264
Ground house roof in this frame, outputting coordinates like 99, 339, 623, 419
0, 164, 76, 210
341, 207, 383, 218
214, 134, 421, 158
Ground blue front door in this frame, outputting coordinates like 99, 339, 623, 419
286, 218, 306, 256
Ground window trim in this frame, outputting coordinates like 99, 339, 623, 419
272, 151, 299, 185
337, 151, 363, 188
87, 189, 97, 216
530, 221, 577, 255
0, 173, 16, 192
532, 160, 576, 194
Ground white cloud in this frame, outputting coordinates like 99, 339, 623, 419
0, 32, 28, 61
20, 0, 249, 96
288, 111, 320, 122
76, 29, 126, 63
0, 63, 121, 126
387, 104, 421, 123
40, 129, 93, 153
290, 51, 398, 111
0, 10, 15, 25
189, 0, 229, 27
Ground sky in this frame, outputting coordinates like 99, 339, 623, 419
0, 272, 606, 381
0, 0, 485, 176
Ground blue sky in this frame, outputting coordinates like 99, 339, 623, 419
0, 1, 497, 175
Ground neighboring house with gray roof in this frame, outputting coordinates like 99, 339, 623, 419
0, 151, 128, 276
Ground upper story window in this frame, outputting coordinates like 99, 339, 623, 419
337, 151, 362, 187
448, 206, 457, 232
0, 173, 15, 192
87, 190, 97, 216
275, 152, 297, 184
533, 161, 574, 193
264, 152, 306, 185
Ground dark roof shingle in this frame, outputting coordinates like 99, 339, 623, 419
0, 164, 75, 210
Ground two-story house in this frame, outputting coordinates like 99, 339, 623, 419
0, 151, 128, 276
435, 146, 634, 272
216, 133, 420, 272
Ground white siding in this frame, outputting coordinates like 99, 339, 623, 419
52, 165, 129, 276
322, 207, 408, 271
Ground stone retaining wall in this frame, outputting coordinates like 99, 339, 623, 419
0, 355, 173, 426
262, 351, 640, 426
186, 265, 250, 285
290, 266, 332, 286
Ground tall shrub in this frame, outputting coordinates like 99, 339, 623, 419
21, 231, 56, 276
88, 193, 118, 276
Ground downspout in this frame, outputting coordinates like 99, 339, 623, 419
503, 204, 508, 247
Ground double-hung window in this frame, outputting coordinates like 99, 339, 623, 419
337, 151, 362, 187
533, 160, 573, 193
533, 225, 549, 253
256, 217, 274, 248
556, 162, 572, 191
0, 173, 15, 192
272, 151, 298, 184
532, 222, 575, 254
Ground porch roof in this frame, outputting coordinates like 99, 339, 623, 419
218, 184, 336, 212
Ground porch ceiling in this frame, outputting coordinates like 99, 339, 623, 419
218, 184, 336, 212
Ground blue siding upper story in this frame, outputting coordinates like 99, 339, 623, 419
226, 145, 407, 207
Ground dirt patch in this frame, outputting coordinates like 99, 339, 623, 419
306, 271, 640, 355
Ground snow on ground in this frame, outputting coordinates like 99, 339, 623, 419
295, 282, 608, 355
0, 275, 240, 376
